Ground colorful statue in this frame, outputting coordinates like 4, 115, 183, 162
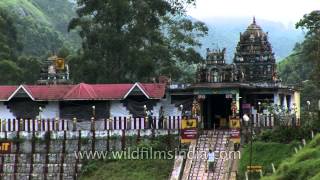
231, 101, 237, 117
192, 99, 201, 118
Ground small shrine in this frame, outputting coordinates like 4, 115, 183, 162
197, 48, 240, 83
37, 56, 71, 85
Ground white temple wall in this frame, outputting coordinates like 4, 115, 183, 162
40, 101, 60, 119
110, 101, 131, 117
0, 102, 15, 119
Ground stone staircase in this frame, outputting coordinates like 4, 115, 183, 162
187, 130, 231, 180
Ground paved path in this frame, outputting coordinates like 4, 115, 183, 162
187, 130, 231, 180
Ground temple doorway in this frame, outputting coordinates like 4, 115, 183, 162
202, 94, 232, 129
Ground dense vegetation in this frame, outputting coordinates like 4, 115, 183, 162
0, 10, 39, 84
0, 0, 79, 85
0, 0, 79, 56
278, 10, 320, 111
68, 0, 208, 83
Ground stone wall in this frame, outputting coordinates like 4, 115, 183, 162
0, 130, 179, 180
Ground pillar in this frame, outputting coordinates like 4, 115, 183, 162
273, 92, 280, 106
236, 92, 240, 115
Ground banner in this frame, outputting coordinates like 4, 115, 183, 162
181, 119, 197, 143
0, 141, 11, 153
229, 118, 241, 129
229, 117, 241, 144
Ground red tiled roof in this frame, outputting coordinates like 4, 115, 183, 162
0, 86, 18, 100
24, 85, 73, 100
64, 83, 98, 100
91, 84, 133, 100
139, 83, 166, 99
0, 83, 165, 101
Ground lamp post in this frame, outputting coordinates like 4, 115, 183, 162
180, 104, 184, 117
92, 106, 96, 131
73, 117, 77, 131
39, 106, 43, 120
307, 101, 311, 126
144, 105, 148, 128
243, 114, 253, 180
92, 105, 96, 118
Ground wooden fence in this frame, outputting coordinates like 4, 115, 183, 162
0, 116, 182, 132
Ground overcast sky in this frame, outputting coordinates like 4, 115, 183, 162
187, 0, 319, 25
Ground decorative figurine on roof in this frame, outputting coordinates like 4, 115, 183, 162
197, 48, 239, 83
38, 55, 71, 85
233, 17, 277, 83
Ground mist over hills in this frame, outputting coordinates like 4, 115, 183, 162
0, 0, 303, 62
195, 17, 304, 62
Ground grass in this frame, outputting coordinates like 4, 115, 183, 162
238, 141, 299, 179
80, 159, 174, 180
262, 134, 320, 180
80, 135, 178, 180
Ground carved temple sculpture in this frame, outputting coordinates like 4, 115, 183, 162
197, 17, 280, 84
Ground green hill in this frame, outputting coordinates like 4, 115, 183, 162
0, 0, 80, 56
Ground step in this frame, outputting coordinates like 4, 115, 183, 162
186, 130, 231, 180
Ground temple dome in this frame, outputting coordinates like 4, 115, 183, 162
242, 17, 266, 38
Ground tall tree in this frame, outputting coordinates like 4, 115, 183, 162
296, 10, 320, 86
0, 60, 22, 85
69, 0, 207, 83
0, 10, 23, 85
0, 10, 21, 60
279, 10, 320, 110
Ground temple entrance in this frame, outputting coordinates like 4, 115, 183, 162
203, 94, 232, 129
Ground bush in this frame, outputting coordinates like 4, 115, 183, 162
256, 126, 311, 143
307, 134, 320, 148
294, 149, 319, 162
